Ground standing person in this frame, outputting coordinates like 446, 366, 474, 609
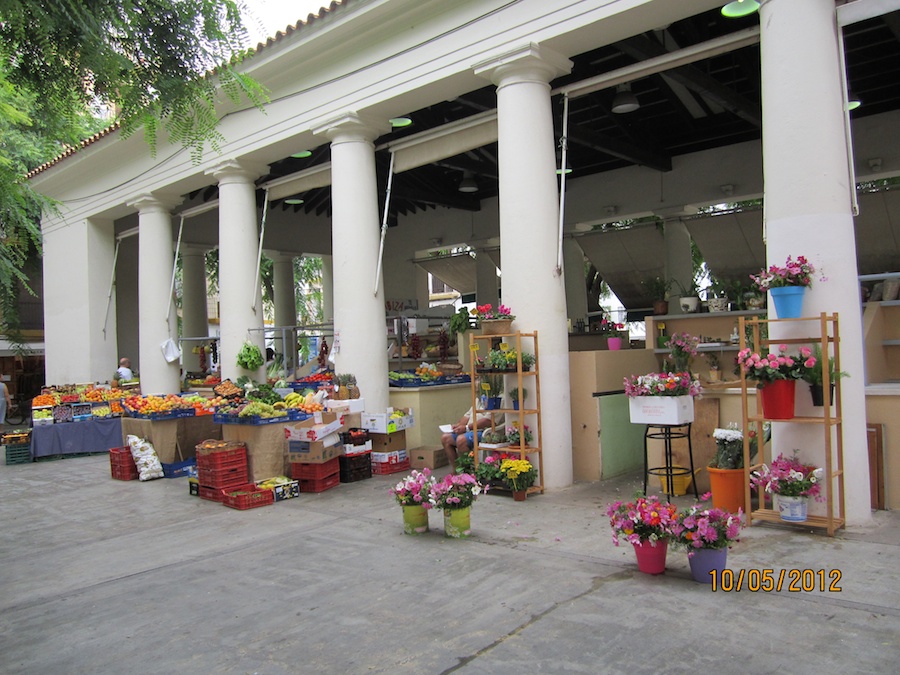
0, 376, 10, 425
441, 406, 497, 466
115, 358, 134, 382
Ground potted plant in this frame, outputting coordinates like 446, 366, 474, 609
736, 344, 809, 419
448, 307, 471, 345
750, 255, 820, 319
642, 276, 672, 315
705, 352, 721, 382
607, 493, 678, 574
479, 429, 509, 448
798, 344, 848, 406
672, 494, 743, 583
498, 458, 537, 501
596, 314, 626, 349
508, 386, 527, 410
429, 472, 486, 538
707, 422, 769, 513
478, 374, 504, 409
623, 371, 702, 425
474, 453, 505, 485
505, 423, 533, 448
389, 469, 436, 535
750, 452, 825, 522
673, 278, 701, 314
471, 303, 515, 335
665, 332, 700, 374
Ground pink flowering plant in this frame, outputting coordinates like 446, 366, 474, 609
471, 303, 515, 322
429, 472, 485, 510
750, 452, 825, 500
607, 494, 679, 547
736, 344, 810, 385
750, 255, 820, 291
390, 468, 436, 508
666, 332, 700, 372
596, 315, 625, 337
671, 494, 742, 554
624, 372, 703, 398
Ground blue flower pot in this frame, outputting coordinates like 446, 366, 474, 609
770, 286, 806, 319
688, 547, 728, 583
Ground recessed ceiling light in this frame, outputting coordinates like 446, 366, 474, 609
390, 117, 413, 128
284, 198, 304, 205
290, 150, 312, 158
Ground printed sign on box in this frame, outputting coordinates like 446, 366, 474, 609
360, 408, 415, 434
284, 411, 343, 442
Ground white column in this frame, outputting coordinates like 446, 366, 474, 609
131, 194, 182, 394
475, 44, 574, 489
321, 254, 334, 324
760, 0, 870, 526
181, 246, 209, 373
272, 253, 297, 372
313, 113, 391, 411
663, 218, 694, 312
208, 160, 267, 382
563, 238, 588, 328
475, 249, 500, 308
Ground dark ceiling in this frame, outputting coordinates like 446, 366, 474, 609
191, 7, 900, 223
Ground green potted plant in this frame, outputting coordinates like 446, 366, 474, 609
448, 307, 471, 345
641, 276, 672, 315
673, 278, 701, 314
479, 374, 504, 409
508, 386, 527, 410
798, 344, 848, 406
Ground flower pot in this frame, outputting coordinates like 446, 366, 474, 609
658, 467, 698, 496
443, 506, 471, 538
628, 395, 694, 425
707, 369, 721, 382
708, 297, 729, 312
769, 286, 806, 319
688, 548, 728, 583
402, 504, 429, 535
513, 490, 527, 502
485, 397, 502, 410
652, 300, 669, 316
809, 383, 834, 407
776, 495, 808, 522
708, 467, 746, 514
679, 296, 700, 313
607, 336, 623, 350
758, 379, 796, 419
481, 318, 513, 335
632, 539, 668, 575
512, 401, 519, 411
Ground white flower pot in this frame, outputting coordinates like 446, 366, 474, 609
628, 395, 694, 425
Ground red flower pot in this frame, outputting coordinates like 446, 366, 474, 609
758, 379, 796, 419
632, 539, 668, 575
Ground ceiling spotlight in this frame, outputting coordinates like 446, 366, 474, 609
389, 117, 413, 128
458, 171, 478, 193
611, 83, 640, 114
290, 150, 312, 159
721, 0, 759, 18
847, 91, 861, 111
284, 198, 304, 205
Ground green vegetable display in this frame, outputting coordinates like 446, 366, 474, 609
237, 341, 264, 370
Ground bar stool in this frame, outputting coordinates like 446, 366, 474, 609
643, 423, 699, 501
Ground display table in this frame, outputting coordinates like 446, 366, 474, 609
389, 384, 470, 448
121, 415, 222, 464
30, 417, 123, 458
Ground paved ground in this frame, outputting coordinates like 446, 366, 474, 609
0, 445, 898, 674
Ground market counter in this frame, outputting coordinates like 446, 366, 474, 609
121, 415, 222, 464
31, 417, 123, 458
389, 384, 471, 448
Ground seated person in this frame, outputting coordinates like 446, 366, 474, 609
441, 406, 499, 465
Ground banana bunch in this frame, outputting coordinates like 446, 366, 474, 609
257, 476, 293, 490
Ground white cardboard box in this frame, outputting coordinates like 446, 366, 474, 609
283, 411, 343, 442
628, 395, 694, 425
372, 449, 408, 465
326, 398, 366, 414
361, 407, 415, 434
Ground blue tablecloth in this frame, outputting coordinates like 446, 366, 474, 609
30, 417, 124, 458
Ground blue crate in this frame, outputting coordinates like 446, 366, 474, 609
162, 458, 197, 478
213, 413, 242, 425
241, 414, 291, 426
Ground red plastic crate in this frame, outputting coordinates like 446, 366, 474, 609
298, 473, 341, 493
290, 456, 341, 480
372, 458, 411, 475
109, 446, 136, 467
198, 465, 249, 488
196, 445, 247, 469
111, 463, 139, 481
221, 483, 275, 510
199, 484, 225, 502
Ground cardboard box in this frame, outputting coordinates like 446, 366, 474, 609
409, 446, 448, 470
628, 395, 694, 425
272, 481, 300, 501
369, 430, 406, 453
360, 408, 415, 434
343, 440, 373, 455
372, 449, 408, 465
340, 412, 362, 431
326, 398, 366, 414
287, 434, 343, 463
284, 411, 343, 442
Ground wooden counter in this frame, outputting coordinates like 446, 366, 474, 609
389, 384, 471, 449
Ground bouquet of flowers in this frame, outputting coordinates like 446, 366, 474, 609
474, 453, 505, 484
736, 344, 809, 384
390, 469, 436, 507
750, 452, 825, 500
671, 494, 742, 554
666, 332, 700, 373
623, 371, 703, 398
596, 316, 625, 337
506, 423, 533, 446
499, 458, 537, 491
750, 255, 819, 291
607, 494, 678, 546
429, 472, 485, 510
471, 303, 515, 322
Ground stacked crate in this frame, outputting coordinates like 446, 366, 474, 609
196, 440, 249, 502
339, 429, 372, 483
290, 455, 341, 493
109, 446, 138, 480
370, 429, 410, 476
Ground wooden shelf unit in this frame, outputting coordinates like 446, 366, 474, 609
739, 313, 845, 536
470, 331, 543, 495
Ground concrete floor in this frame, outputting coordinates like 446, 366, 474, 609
0, 447, 898, 675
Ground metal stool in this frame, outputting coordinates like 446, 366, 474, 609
643, 423, 699, 501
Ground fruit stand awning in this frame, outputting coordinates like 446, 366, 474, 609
573, 224, 666, 309
413, 252, 477, 295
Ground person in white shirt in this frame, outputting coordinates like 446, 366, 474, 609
116, 358, 134, 381
441, 406, 496, 465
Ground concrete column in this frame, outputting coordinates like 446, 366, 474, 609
208, 160, 267, 382
313, 113, 391, 411
272, 253, 297, 373
475, 249, 500, 308
181, 246, 209, 373
563, 238, 588, 328
663, 218, 694, 312
321, 254, 334, 324
475, 44, 574, 489
41, 216, 119, 384
760, 0, 870, 525
131, 194, 182, 394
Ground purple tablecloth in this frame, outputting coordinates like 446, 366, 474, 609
30, 417, 123, 458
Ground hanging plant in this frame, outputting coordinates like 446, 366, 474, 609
236, 340, 264, 370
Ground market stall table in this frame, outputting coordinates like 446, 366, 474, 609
120, 414, 221, 464
30, 417, 123, 459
